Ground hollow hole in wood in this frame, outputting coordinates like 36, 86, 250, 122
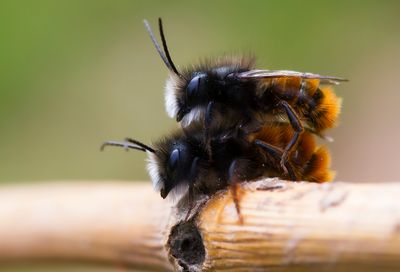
168, 221, 205, 267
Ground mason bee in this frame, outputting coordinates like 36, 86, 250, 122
102, 122, 332, 220
144, 18, 346, 169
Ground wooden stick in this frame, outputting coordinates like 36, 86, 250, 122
0, 180, 399, 271
0, 182, 173, 271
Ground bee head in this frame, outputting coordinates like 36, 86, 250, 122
144, 18, 257, 126
159, 145, 190, 198
174, 66, 246, 124
147, 132, 200, 200
102, 130, 202, 201
175, 72, 210, 122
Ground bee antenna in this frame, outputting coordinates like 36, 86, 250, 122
157, 18, 180, 76
101, 139, 155, 153
124, 138, 156, 153
143, 18, 181, 77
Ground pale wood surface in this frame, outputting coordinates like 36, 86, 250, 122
0, 180, 399, 271
0, 182, 174, 271
197, 179, 400, 271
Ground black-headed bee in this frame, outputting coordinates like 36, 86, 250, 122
102, 122, 332, 220
144, 18, 346, 168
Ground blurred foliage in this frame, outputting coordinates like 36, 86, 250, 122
0, 0, 400, 183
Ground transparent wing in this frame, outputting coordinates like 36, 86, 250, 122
236, 69, 348, 85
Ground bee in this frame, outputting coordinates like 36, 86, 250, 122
102, 122, 333, 220
144, 18, 346, 169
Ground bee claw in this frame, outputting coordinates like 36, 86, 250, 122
280, 153, 289, 174
281, 162, 288, 174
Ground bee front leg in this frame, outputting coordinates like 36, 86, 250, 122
279, 101, 304, 173
228, 160, 245, 224
185, 157, 200, 221
184, 184, 195, 221
204, 101, 215, 158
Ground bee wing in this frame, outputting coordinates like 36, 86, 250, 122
236, 69, 348, 85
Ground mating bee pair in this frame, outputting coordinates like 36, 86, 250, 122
102, 18, 345, 219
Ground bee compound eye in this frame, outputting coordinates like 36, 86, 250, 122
187, 73, 207, 98
169, 148, 180, 169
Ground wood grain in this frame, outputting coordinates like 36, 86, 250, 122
0, 180, 399, 271
0, 182, 174, 271
196, 179, 400, 271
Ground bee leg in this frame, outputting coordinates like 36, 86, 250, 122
279, 101, 304, 173
204, 101, 215, 158
185, 157, 200, 221
184, 184, 195, 221
228, 160, 244, 224
254, 140, 297, 181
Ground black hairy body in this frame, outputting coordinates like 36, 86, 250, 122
147, 124, 273, 199
102, 122, 333, 221
167, 57, 342, 137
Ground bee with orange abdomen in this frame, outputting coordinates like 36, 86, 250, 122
144, 18, 346, 168
249, 122, 333, 183
102, 122, 333, 220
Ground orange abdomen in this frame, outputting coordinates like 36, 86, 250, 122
249, 124, 334, 182
261, 77, 342, 132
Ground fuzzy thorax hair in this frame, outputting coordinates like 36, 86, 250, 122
164, 55, 256, 123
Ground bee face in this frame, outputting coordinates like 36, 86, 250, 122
165, 72, 211, 126
156, 148, 185, 199
167, 63, 256, 126
176, 72, 208, 122
149, 134, 201, 199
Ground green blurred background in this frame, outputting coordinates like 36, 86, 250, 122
0, 0, 400, 270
